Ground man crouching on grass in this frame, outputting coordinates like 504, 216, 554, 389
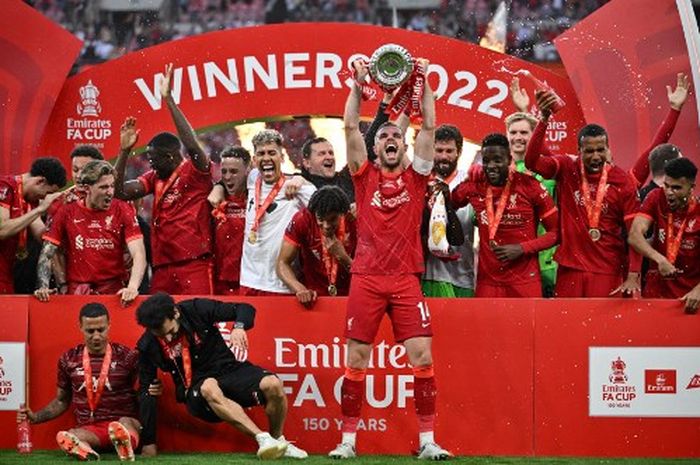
135, 292, 307, 459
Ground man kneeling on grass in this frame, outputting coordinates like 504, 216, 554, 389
135, 292, 307, 459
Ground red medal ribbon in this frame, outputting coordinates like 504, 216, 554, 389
579, 162, 610, 230
252, 175, 285, 235
485, 169, 513, 242
666, 198, 697, 265
15, 176, 29, 254
153, 161, 186, 215
320, 217, 346, 290
386, 60, 426, 125
82, 344, 112, 420
157, 333, 192, 389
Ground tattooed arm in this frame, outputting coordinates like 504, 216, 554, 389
17, 387, 70, 424
34, 241, 59, 302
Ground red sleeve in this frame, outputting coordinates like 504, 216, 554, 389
620, 181, 643, 272
283, 210, 307, 247
138, 170, 156, 195
182, 159, 213, 191
0, 180, 15, 210
56, 353, 70, 391
121, 202, 143, 242
629, 108, 681, 187
451, 179, 479, 209
42, 202, 67, 246
520, 180, 559, 254
524, 121, 560, 179
638, 188, 661, 219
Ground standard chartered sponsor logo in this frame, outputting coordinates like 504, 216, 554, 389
75, 234, 115, 251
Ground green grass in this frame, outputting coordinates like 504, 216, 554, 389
0, 451, 698, 464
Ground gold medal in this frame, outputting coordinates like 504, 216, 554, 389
15, 248, 28, 260
328, 284, 338, 296
248, 230, 257, 244
589, 228, 601, 242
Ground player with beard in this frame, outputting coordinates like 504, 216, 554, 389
300, 137, 355, 202
421, 124, 475, 297
208, 146, 251, 295
277, 185, 356, 306
629, 158, 700, 313
239, 129, 316, 295
114, 63, 214, 295
526, 90, 642, 297
328, 59, 451, 460
35, 160, 146, 305
0, 157, 66, 293
451, 134, 559, 297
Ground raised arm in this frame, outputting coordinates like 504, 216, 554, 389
160, 63, 209, 172
345, 61, 370, 174
629, 73, 689, 186
510, 77, 530, 112
364, 95, 391, 163
114, 116, 147, 201
524, 90, 561, 179
413, 60, 435, 166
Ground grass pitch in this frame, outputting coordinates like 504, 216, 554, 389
0, 451, 698, 464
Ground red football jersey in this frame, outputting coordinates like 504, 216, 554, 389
452, 171, 557, 285
138, 160, 213, 267
284, 208, 357, 295
57, 343, 138, 426
45, 187, 85, 228
43, 199, 142, 285
638, 189, 700, 298
213, 193, 246, 283
0, 176, 26, 291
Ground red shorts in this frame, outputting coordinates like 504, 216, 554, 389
151, 257, 213, 295
215, 280, 240, 295
239, 286, 290, 297
643, 271, 688, 299
69, 279, 124, 295
555, 266, 621, 297
476, 280, 542, 298
76, 421, 112, 448
345, 274, 432, 344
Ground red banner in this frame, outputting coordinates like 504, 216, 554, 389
0, 296, 699, 457
0, 0, 82, 174
555, 0, 700, 171
36, 23, 585, 169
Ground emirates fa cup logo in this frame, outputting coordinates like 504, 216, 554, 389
77, 80, 102, 117
609, 356, 628, 384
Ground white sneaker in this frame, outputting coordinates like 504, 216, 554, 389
328, 442, 356, 459
256, 434, 288, 460
417, 442, 452, 460
277, 436, 308, 459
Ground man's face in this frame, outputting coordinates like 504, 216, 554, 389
507, 120, 533, 158
220, 157, 248, 195
80, 315, 110, 354
579, 136, 609, 174
482, 146, 511, 186
86, 174, 115, 210
374, 125, 406, 170
663, 176, 694, 211
433, 140, 460, 178
315, 212, 343, 237
255, 143, 283, 184
147, 148, 178, 180
71, 156, 93, 182
303, 141, 336, 179
25, 177, 60, 203
150, 309, 180, 342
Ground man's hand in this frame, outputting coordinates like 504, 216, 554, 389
148, 379, 163, 397
230, 328, 248, 351
668, 73, 690, 111
37, 191, 64, 213
17, 405, 36, 424
284, 176, 305, 199
324, 235, 351, 268
657, 257, 680, 278
117, 287, 139, 307
120, 117, 140, 152
33, 287, 56, 302
534, 89, 559, 120
510, 77, 530, 112
352, 59, 369, 84
295, 289, 318, 308
492, 243, 524, 262
681, 285, 700, 314
159, 63, 174, 100
141, 444, 158, 457
610, 272, 641, 297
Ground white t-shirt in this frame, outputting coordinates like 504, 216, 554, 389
239, 170, 316, 293
422, 169, 476, 290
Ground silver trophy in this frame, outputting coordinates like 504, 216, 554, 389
368, 44, 414, 90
